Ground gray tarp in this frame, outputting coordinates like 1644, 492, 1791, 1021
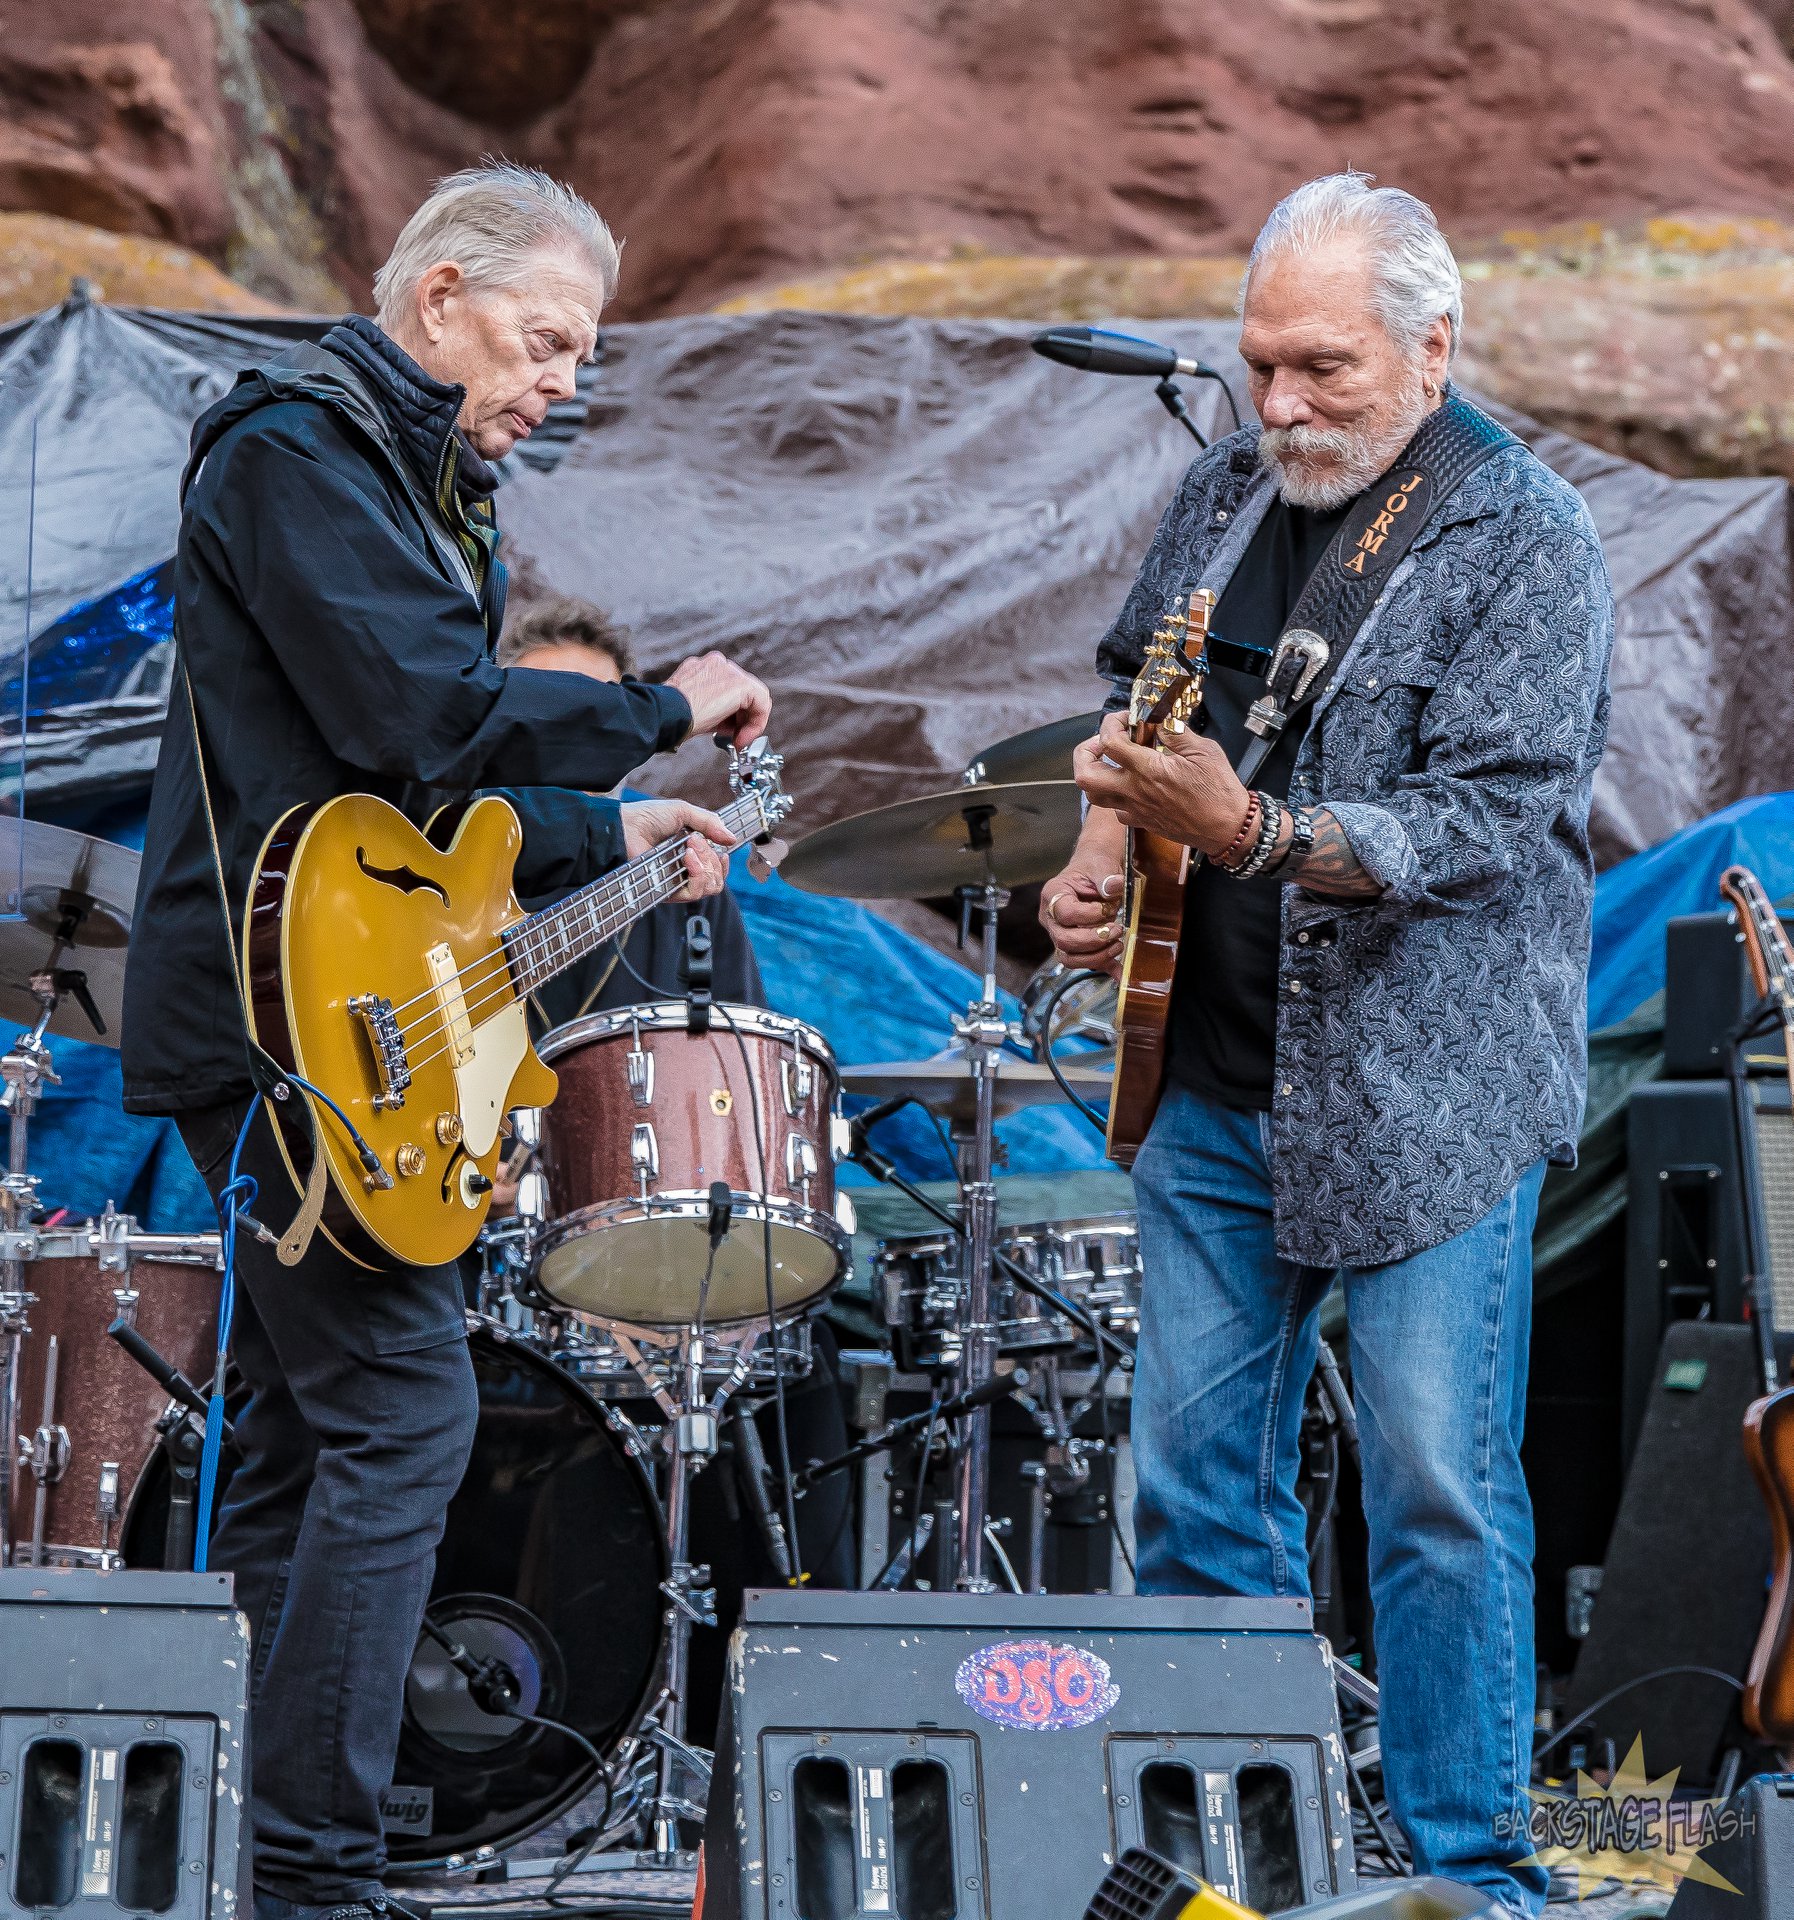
1, 299, 1790, 858
500, 313, 1794, 867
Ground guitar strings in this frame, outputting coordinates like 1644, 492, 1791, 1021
372, 794, 760, 1029
389, 828, 716, 1047
390, 809, 759, 1073
383, 798, 761, 1049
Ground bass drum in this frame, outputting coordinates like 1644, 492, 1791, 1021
123, 1320, 667, 1866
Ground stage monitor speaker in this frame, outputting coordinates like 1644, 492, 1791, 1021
1663, 1772, 1794, 1919
0, 1566, 248, 1920
1623, 1079, 1794, 1458
1560, 1322, 1772, 1787
702, 1591, 1354, 1920
1664, 911, 1794, 1080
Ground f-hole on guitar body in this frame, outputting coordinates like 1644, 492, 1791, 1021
246, 794, 552, 1269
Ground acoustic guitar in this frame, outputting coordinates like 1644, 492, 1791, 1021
1716, 862, 1794, 1748
1105, 589, 1214, 1168
244, 743, 792, 1270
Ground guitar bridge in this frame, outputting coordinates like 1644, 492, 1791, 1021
348, 993, 412, 1111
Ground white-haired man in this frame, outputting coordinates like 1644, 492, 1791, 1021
122, 163, 769, 1919
1041, 174, 1613, 1914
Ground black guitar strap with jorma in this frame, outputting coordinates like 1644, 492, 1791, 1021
1233, 390, 1518, 788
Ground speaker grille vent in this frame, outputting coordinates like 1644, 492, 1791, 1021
1753, 1102, 1794, 1334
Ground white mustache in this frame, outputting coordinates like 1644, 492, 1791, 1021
1259, 424, 1357, 463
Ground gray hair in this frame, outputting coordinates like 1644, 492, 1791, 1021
1243, 171, 1462, 361
373, 160, 621, 329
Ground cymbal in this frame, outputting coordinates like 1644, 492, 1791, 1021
0, 817, 139, 1047
781, 781, 1082, 900
842, 1056, 1112, 1123
964, 711, 1103, 788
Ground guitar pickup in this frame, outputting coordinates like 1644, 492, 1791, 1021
348, 993, 412, 1111
425, 942, 476, 1068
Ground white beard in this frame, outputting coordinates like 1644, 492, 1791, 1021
1258, 377, 1432, 510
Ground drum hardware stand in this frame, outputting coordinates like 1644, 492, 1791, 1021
595, 1316, 779, 1857
0, 971, 61, 1566
946, 815, 1013, 1593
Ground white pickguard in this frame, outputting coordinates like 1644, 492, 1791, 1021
453, 997, 529, 1157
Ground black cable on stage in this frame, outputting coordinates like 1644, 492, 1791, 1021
872, 1388, 944, 1589
1030, 966, 1113, 1136
415, 1614, 614, 1893
1531, 1663, 1743, 1770
1343, 1740, 1410, 1876
609, 935, 807, 1586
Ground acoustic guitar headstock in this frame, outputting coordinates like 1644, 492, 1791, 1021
1127, 588, 1214, 746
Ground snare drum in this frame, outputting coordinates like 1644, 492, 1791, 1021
874, 1213, 1141, 1371
532, 1003, 853, 1327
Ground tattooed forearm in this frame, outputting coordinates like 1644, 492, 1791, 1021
1285, 809, 1384, 900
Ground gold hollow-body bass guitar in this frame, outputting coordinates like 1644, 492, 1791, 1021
1105, 589, 1214, 1169
244, 742, 792, 1270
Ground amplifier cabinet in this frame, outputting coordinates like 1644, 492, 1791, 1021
703, 1591, 1354, 1920
0, 1567, 248, 1920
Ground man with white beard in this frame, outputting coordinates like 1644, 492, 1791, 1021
1040, 173, 1613, 1915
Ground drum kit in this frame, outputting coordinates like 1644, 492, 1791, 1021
1, 707, 1148, 1873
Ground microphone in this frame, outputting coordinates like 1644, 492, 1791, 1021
683, 910, 714, 1035
847, 1093, 908, 1149
707, 1179, 734, 1252
1031, 325, 1213, 380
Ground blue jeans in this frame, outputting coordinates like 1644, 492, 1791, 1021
1131, 1084, 1547, 1915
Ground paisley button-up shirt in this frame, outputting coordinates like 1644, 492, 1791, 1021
1097, 420, 1614, 1266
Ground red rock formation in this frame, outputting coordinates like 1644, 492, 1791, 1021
8, 0, 1794, 323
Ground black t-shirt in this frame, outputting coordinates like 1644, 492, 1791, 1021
1167, 492, 1354, 1110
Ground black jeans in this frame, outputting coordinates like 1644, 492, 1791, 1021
179, 1098, 480, 1905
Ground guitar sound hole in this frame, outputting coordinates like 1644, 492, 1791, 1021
356, 847, 450, 905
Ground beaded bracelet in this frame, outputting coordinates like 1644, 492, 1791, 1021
1214, 792, 1260, 870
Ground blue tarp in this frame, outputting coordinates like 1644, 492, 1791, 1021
14, 788, 1794, 1235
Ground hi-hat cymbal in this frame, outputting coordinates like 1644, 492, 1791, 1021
0, 817, 139, 1046
842, 1056, 1112, 1123
964, 711, 1103, 788
781, 781, 1081, 900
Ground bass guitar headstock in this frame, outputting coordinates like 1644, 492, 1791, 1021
729, 736, 795, 837
1721, 863, 1794, 1022
1128, 588, 1214, 746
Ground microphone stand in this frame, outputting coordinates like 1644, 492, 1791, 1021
1154, 378, 1208, 447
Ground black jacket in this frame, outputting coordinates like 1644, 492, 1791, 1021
121, 318, 692, 1115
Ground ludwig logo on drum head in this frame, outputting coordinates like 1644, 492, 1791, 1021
954, 1639, 1119, 1731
